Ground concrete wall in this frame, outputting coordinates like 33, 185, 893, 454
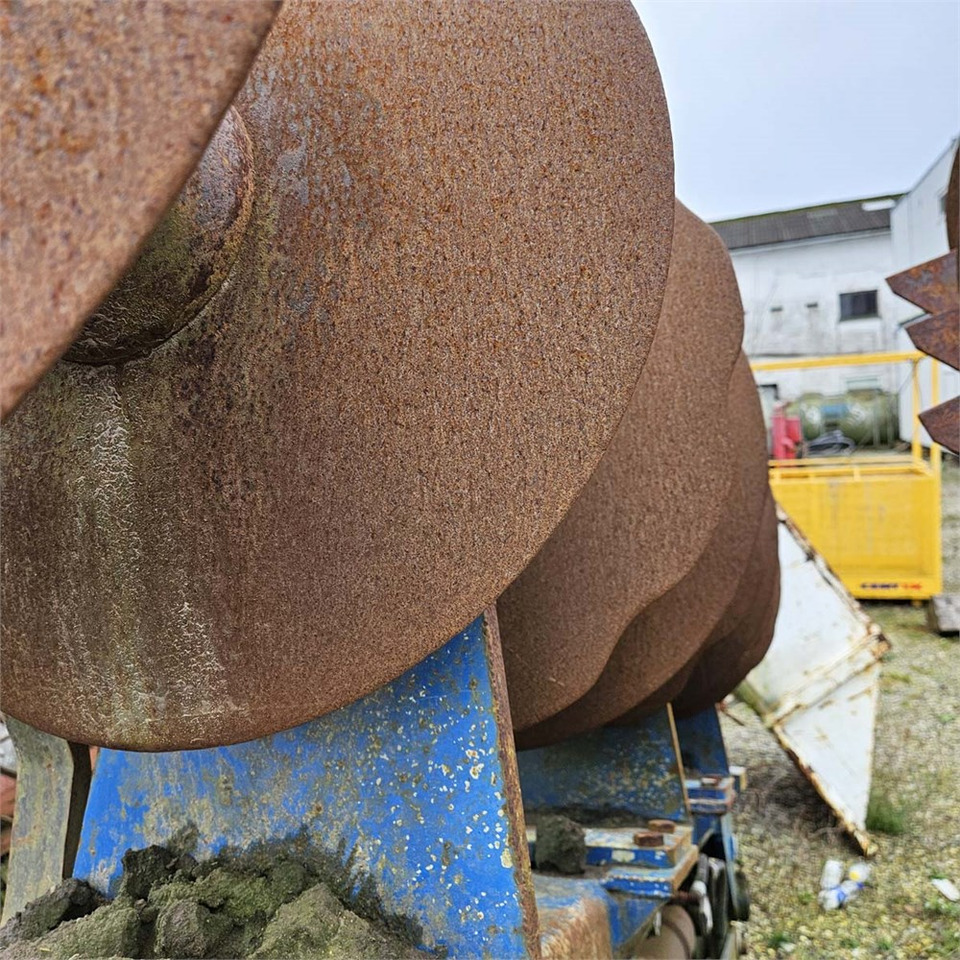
731, 136, 958, 438
890, 137, 958, 293
733, 229, 899, 397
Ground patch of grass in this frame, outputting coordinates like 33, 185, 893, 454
936, 712, 955, 724
839, 935, 861, 948
866, 788, 909, 835
766, 930, 792, 949
924, 898, 960, 919
882, 669, 912, 685
938, 929, 960, 957
796, 891, 814, 905
930, 868, 948, 880
877, 937, 894, 952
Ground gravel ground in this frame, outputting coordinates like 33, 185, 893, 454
725, 460, 960, 959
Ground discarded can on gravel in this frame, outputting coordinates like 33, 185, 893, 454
819, 878, 864, 911
819, 859, 844, 891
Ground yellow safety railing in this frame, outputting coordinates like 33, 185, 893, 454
751, 351, 943, 600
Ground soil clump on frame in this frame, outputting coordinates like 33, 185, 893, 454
0, 842, 423, 959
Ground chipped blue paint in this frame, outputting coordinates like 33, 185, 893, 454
73, 613, 536, 959
517, 708, 688, 822
675, 709, 730, 777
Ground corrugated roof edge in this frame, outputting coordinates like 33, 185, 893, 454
711, 194, 904, 251
711, 194, 905, 228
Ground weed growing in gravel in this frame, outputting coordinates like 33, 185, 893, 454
765, 930, 792, 949
882, 670, 912, 684
865, 788, 908, 835
924, 898, 960, 919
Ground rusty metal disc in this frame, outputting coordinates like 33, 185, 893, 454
699, 493, 778, 651
920, 398, 960, 453
1, 0, 673, 750
613, 496, 779, 726
0, 0, 280, 419
515, 353, 770, 748
671, 560, 781, 719
886, 174, 960, 454
499, 201, 743, 731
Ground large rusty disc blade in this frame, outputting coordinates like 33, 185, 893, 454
1, 0, 673, 750
905, 309, 959, 371
920, 397, 960, 453
499, 201, 743, 731
700, 493, 778, 649
671, 561, 781, 719
612, 514, 779, 726
0, 0, 280, 419
515, 354, 770, 748
886, 251, 958, 316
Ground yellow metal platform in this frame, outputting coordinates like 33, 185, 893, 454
753, 351, 943, 601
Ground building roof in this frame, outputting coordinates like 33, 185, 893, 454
711, 195, 903, 250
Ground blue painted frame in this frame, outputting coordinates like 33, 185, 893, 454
516, 707, 688, 823
73, 612, 538, 959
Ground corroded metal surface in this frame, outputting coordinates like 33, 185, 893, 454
1, 0, 673, 749
612, 495, 778, 727
515, 354, 769, 749
500, 203, 742, 731
74, 612, 541, 958
886, 251, 959, 317
671, 556, 781, 719
887, 147, 959, 455
0, 0, 279, 418
66, 107, 256, 365
920, 397, 960, 453
905, 308, 959, 370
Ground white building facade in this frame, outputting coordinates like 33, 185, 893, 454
713, 137, 959, 441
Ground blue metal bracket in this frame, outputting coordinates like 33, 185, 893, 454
674, 708, 748, 924
516, 707, 689, 822
73, 611, 539, 959
675, 708, 730, 778
675, 708, 739, 841
516, 708, 698, 955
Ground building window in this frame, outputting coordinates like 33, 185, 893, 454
839, 290, 878, 320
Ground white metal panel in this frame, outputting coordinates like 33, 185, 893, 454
739, 512, 887, 854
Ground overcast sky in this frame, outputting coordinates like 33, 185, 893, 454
632, 1, 960, 222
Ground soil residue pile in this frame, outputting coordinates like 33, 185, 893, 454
0, 844, 421, 959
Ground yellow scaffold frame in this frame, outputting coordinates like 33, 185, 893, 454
752, 350, 943, 601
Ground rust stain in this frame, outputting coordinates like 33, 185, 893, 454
500, 202, 742, 732
1, 0, 673, 750
0, 0, 279, 418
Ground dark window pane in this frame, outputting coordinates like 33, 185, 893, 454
839, 290, 878, 320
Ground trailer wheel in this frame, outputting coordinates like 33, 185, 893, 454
730, 866, 751, 922
707, 862, 730, 957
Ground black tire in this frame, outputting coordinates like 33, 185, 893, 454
730, 866, 751, 922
